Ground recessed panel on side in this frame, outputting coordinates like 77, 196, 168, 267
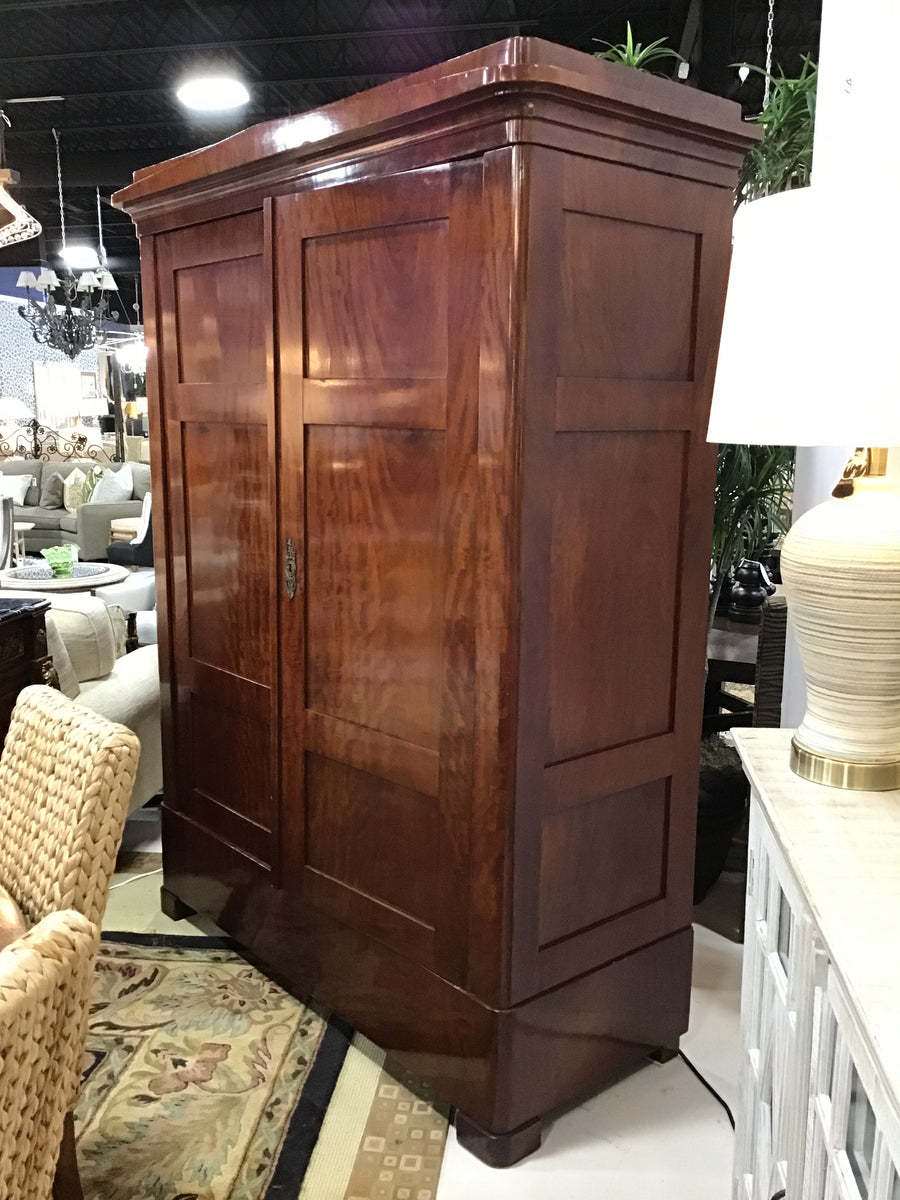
559, 212, 697, 381
305, 751, 437, 930
304, 220, 449, 380
547, 430, 685, 761
304, 425, 445, 752
182, 422, 272, 684
538, 778, 669, 947
175, 255, 267, 389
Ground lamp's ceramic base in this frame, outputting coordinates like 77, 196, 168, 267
790, 738, 900, 791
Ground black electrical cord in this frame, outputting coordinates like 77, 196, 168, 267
677, 1049, 736, 1130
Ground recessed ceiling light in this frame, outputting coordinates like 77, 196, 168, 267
61, 244, 99, 269
176, 76, 250, 112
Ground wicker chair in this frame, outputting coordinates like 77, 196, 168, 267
0, 685, 140, 1199
0, 685, 140, 930
0, 910, 99, 1200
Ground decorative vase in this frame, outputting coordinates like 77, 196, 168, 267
40, 546, 75, 578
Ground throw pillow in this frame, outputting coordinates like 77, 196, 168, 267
0, 474, 31, 505
39, 470, 66, 510
90, 463, 133, 505
62, 467, 88, 515
45, 596, 117, 682
82, 465, 103, 502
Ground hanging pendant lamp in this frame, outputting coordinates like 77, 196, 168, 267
0, 110, 42, 249
17, 130, 117, 359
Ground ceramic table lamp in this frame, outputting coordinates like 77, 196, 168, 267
708, 185, 900, 789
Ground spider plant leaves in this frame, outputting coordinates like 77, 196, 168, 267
594, 21, 684, 74
736, 56, 817, 208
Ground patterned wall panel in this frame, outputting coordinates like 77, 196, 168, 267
0, 296, 98, 408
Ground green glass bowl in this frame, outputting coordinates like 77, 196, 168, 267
40, 546, 76, 578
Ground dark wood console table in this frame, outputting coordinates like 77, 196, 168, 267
0, 597, 55, 749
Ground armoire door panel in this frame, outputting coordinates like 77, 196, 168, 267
302, 379, 446, 430
305, 752, 438, 931
305, 710, 439, 798
276, 162, 481, 980
547, 429, 686, 762
175, 256, 267, 387
182, 422, 272, 685
155, 209, 276, 868
305, 424, 445, 752
537, 780, 669, 947
190, 693, 275, 832
304, 219, 449, 380
181, 784, 271, 866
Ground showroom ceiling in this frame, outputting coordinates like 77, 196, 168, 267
0, 0, 821, 309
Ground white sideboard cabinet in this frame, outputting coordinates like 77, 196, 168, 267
732, 729, 900, 1200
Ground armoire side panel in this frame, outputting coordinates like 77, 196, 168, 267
512, 146, 729, 998
156, 210, 277, 871
547, 429, 685, 759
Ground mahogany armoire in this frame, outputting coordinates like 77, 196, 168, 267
115, 39, 755, 1165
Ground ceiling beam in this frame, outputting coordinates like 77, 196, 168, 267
5, 72, 399, 108
8, 150, 196, 186
0, 19, 542, 66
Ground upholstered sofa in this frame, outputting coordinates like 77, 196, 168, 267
2, 589, 161, 814
0, 460, 151, 561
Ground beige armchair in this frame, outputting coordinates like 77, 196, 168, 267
0, 686, 140, 1198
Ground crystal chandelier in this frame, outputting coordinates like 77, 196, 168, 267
17, 130, 118, 359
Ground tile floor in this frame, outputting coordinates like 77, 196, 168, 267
105, 810, 745, 1199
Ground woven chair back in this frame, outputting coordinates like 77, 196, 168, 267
0, 909, 98, 1200
0, 685, 140, 928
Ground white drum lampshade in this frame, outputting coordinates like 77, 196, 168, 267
708, 186, 900, 789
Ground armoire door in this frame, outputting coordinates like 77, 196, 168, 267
155, 209, 278, 879
274, 164, 483, 981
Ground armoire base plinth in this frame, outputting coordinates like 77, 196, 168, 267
161, 810, 694, 1162
455, 1111, 543, 1167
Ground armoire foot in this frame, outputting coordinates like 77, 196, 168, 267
160, 886, 195, 921
454, 1110, 543, 1167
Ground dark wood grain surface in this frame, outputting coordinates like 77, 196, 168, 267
118, 38, 756, 1165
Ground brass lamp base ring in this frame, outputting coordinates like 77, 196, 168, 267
790, 738, 900, 791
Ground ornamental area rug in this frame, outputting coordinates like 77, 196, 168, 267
77, 932, 448, 1200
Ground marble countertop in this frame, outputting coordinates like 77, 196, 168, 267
733, 728, 900, 1138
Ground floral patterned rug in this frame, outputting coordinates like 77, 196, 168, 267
77, 933, 352, 1199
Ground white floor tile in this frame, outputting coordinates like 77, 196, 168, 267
437, 925, 743, 1199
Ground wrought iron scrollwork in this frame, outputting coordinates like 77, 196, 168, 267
0, 417, 114, 462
